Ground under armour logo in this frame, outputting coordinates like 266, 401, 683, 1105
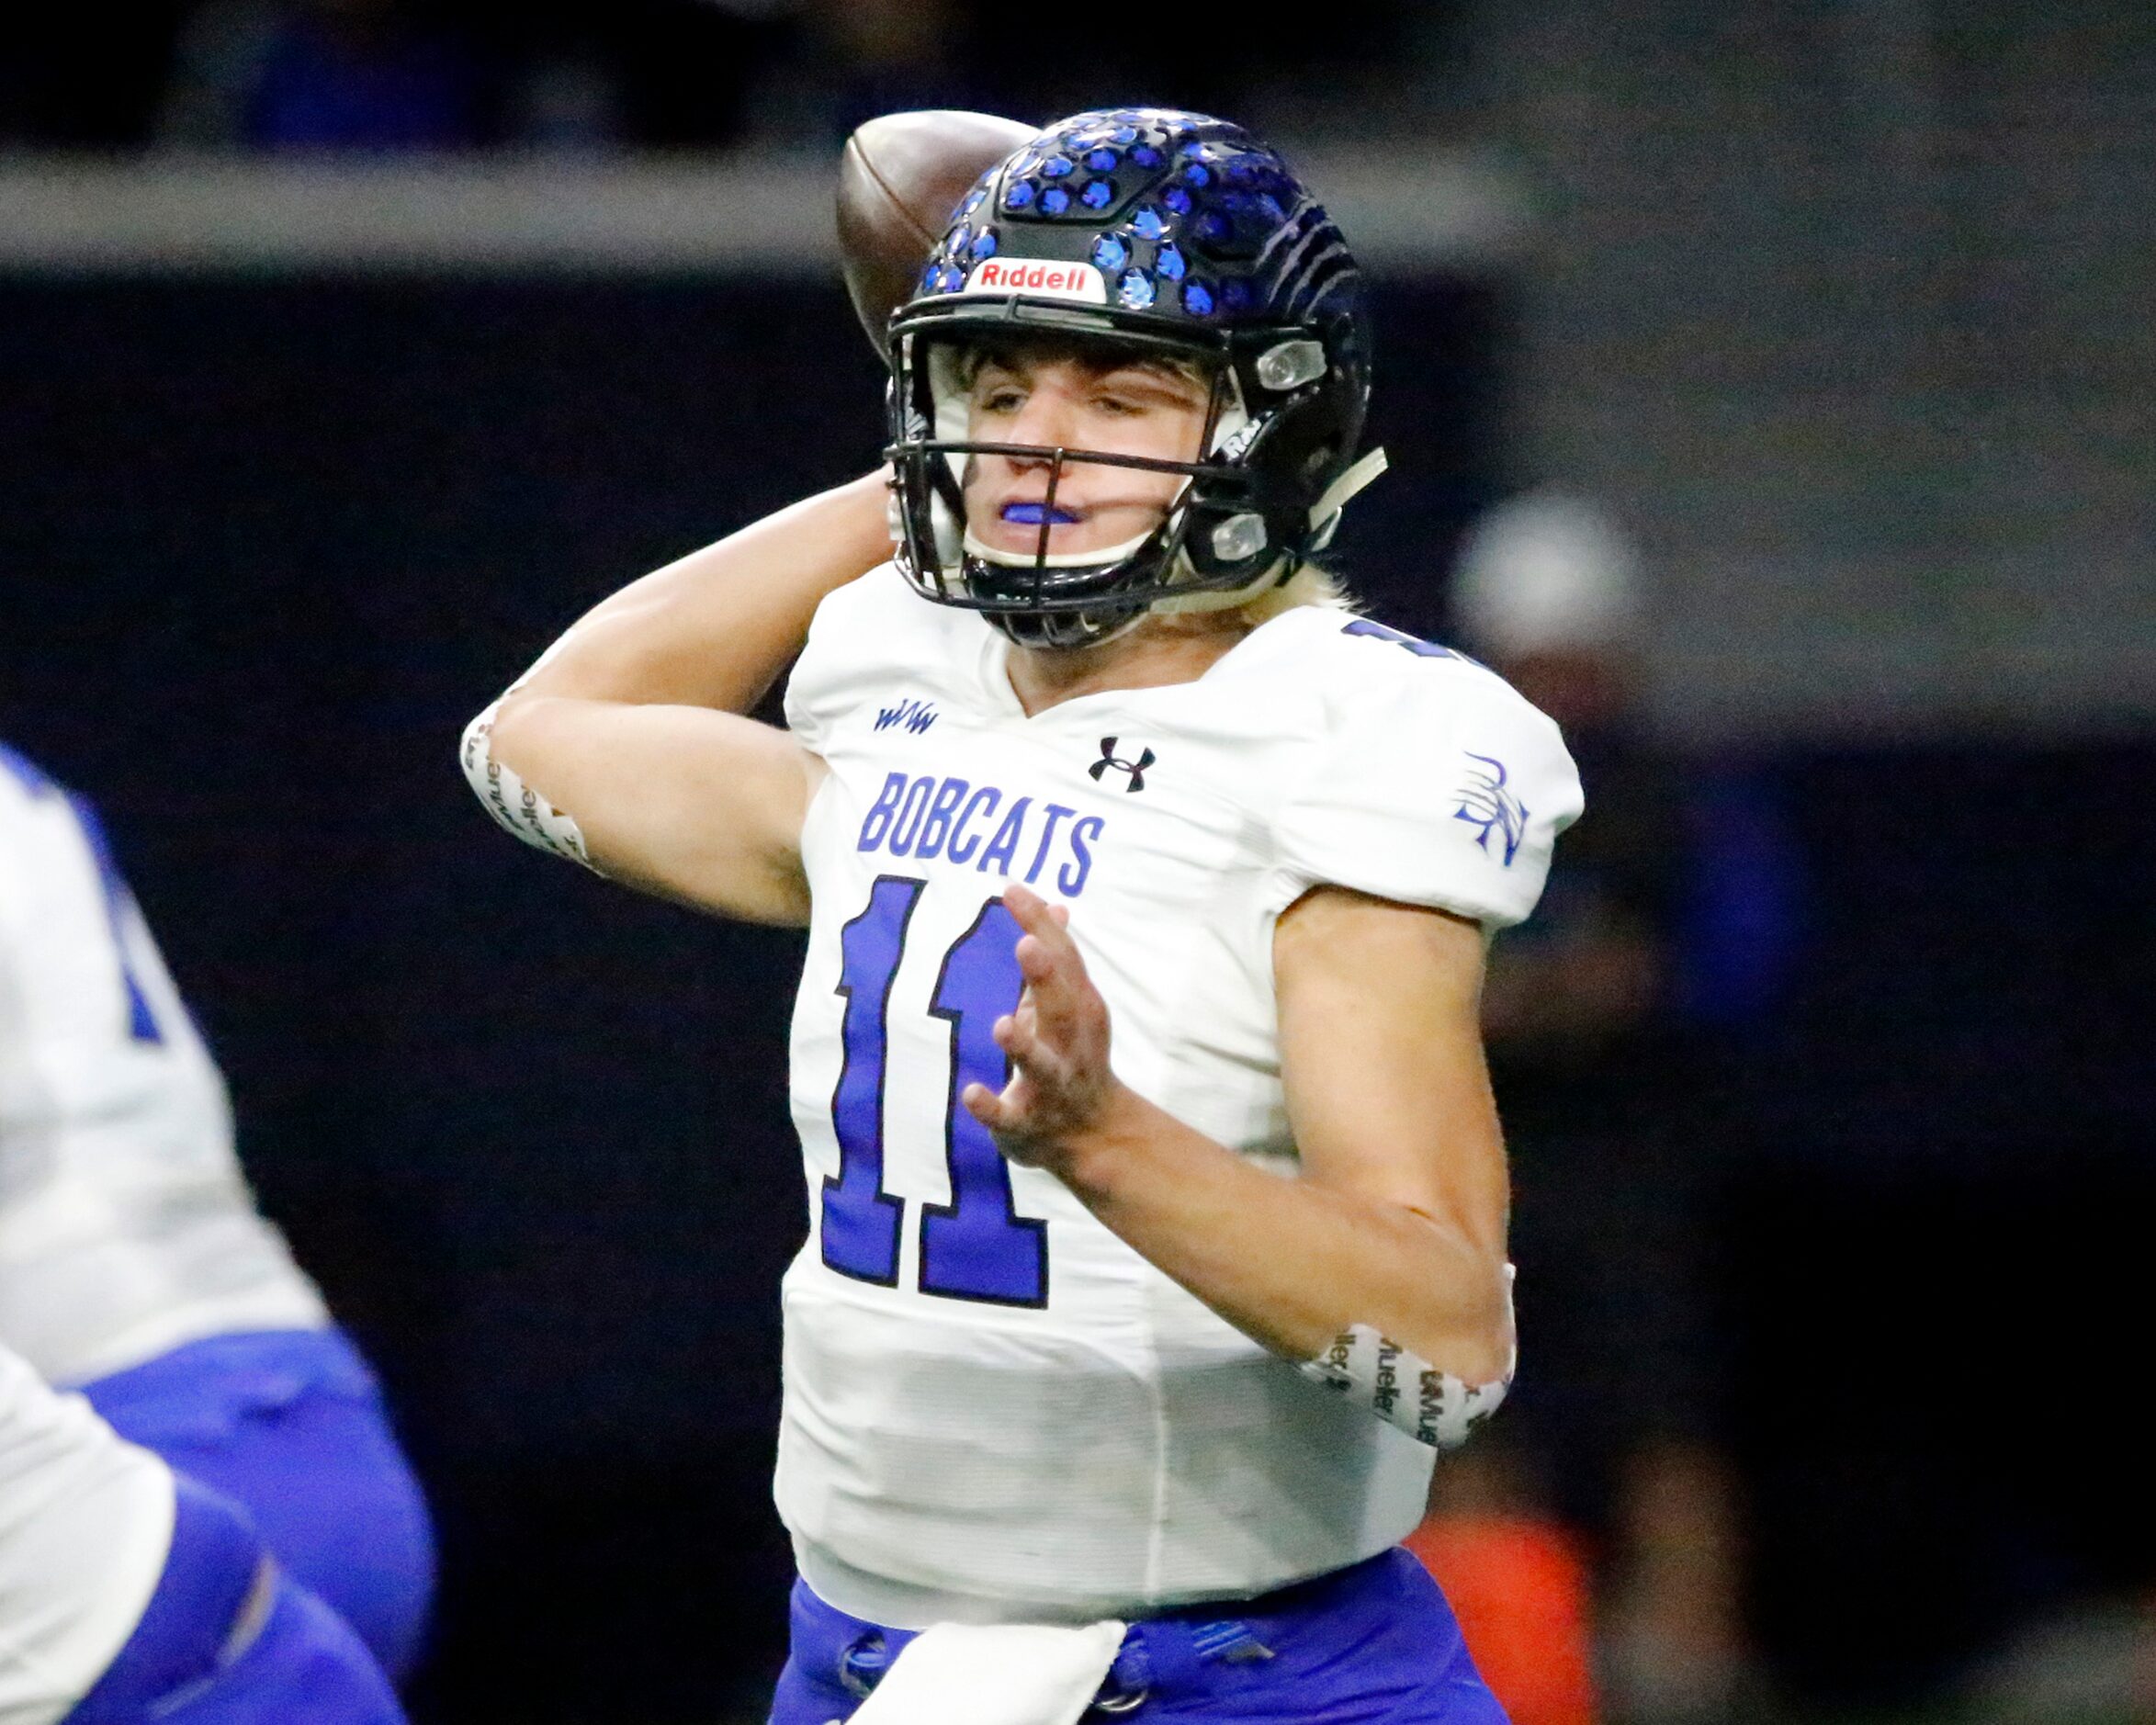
1451, 752, 1529, 866
1089, 737, 1155, 793
874, 697, 937, 735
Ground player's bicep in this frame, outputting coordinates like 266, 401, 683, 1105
480, 693, 822, 926
1272, 885, 1507, 1254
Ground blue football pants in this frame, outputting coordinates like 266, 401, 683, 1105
78, 1328, 435, 1683
768, 1547, 1509, 1724
63, 1473, 406, 1725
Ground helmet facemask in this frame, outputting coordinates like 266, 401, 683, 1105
888, 314, 1316, 649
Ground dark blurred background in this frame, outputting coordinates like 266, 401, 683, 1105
3, 5, 2152, 1723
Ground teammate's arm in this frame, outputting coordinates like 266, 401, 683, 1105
468, 471, 893, 925
965, 882, 1512, 1390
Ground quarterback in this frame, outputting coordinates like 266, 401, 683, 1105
466, 109, 1581, 1722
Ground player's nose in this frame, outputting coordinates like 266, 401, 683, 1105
1004, 381, 1080, 457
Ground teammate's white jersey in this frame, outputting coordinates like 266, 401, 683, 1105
0, 1339, 173, 1725
0, 748, 328, 1389
778, 568, 1583, 1625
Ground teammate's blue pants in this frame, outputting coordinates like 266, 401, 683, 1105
77, 1328, 435, 1683
768, 1548, 1509, 1723
63, 1473, 405, 1725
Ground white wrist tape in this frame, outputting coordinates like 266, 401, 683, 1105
459, 697, 598, 872
1299, 1267, 1518, 1449
1300, 1327, 1512, 1449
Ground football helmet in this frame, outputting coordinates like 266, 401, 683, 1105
884, 107, 1385, 648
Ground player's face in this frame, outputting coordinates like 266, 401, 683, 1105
960, 346, 1212, 559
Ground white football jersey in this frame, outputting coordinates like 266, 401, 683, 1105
776, 568, 1583, 1626
0, 1339, 173, 1725
0, 748, 328, 1389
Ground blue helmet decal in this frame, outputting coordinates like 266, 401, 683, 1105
905, 107, 1366, 347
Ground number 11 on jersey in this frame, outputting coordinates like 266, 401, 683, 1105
821, 876, 1049, 1308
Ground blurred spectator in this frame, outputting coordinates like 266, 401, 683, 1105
8, 0, 1444, 154
158, 0, 485, 152
155, 0, 815, 152
1411, 490, 1753, 1724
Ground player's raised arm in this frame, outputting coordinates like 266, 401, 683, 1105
970, 883, 1514, 1402
462, 471, 894, 925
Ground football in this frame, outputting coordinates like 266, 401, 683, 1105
835, 108, 1037, 353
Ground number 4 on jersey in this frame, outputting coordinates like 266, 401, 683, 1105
821, 876, 1049, 1308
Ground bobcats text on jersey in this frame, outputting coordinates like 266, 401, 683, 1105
855, 772, 1105, 898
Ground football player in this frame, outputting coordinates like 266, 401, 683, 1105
0, 744, 435, 1683
0, 1336, 405, 1723
465, 108, 1582, 1722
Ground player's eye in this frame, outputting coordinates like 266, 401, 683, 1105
976, 387, 1025, 413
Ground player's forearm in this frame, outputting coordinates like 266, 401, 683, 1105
503, 469, 894, 717
1058, 1086, 1514, 1385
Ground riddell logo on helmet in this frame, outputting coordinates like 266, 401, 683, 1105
962, 258, 1108, 304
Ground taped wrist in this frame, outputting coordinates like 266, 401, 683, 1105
1299, 1327, 1511, 1449
459, 697, 598, 872
1298, 1268, 1518, 1449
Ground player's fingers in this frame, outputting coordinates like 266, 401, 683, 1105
998, 1021, 1076, 1099
1013, 929, 1078, 1006
1017, 947, 1092, 1048
1006, 884, 1084, 968
996, 1007, 1069, 1075
1010, 906, 1096, 1008
993, 1010, 1039, 1062
1004, 882, 1051, 924
1015, 932, 1058, 985
1016, 940, 1091, 1037
960, 1081, 1010, 1131
963, 1076, 1053, 1149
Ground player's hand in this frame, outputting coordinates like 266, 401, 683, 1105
960, 884, 1121, 1169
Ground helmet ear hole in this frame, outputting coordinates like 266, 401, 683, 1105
1209, 513, 1269, 563
1256, 339, 1326, 392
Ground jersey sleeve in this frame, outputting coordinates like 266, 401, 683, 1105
783, 562, 914, 756
1268, 661, 1584, 930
